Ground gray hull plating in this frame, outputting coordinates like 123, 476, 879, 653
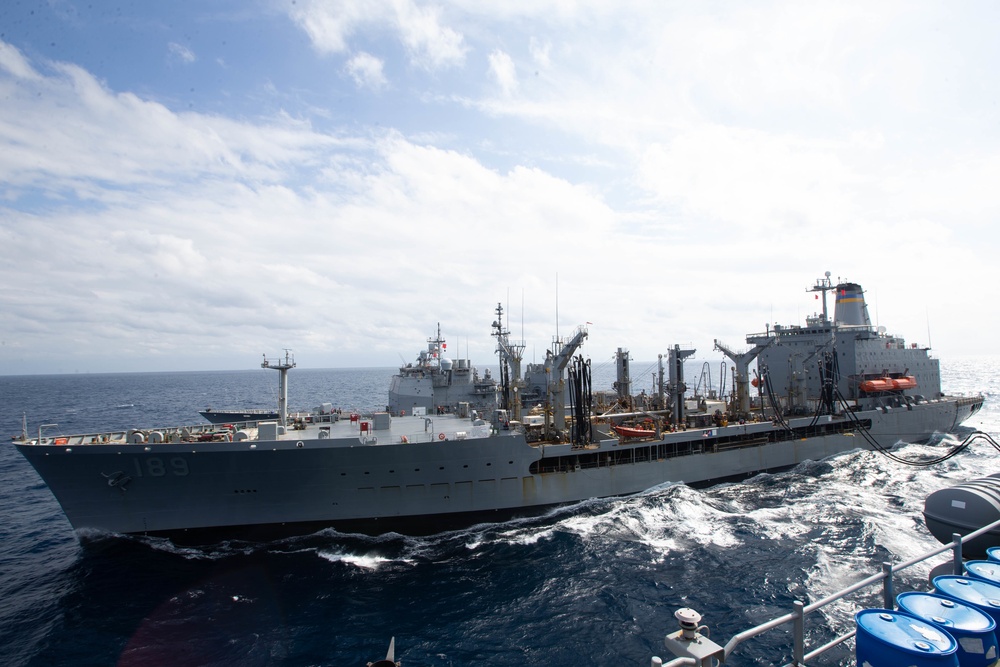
16, 397, 980, 537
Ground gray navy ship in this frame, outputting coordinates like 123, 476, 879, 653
387, 324, 499, 417
13, 273, 983, 542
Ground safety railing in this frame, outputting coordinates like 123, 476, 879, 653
652, 516, 1000, 667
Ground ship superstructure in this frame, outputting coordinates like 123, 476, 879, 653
721, 273, 944, 420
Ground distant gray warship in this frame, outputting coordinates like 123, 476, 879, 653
13, 273, 983, 542
387, 324, 498, 417
200, 407, 280, 425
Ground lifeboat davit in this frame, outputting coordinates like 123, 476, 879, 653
859, 375, 917, 393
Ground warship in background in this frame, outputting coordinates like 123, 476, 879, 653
200, 407, 280, 424
387, 324, 498, 417
12, 273, 982, 541
386, 320, 572, 422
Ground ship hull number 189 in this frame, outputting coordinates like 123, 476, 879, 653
133, 457, 189, 477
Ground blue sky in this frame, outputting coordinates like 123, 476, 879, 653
1, 1, 998, 374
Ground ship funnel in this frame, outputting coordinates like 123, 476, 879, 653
833, 282, 871, 327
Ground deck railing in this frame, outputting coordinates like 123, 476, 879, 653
652, 517, 1000, 667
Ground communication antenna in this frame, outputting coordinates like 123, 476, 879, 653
555, 272, 560, 341
874, 288, 879, 331
926, 308, 933, 349
506, 287, 510, 335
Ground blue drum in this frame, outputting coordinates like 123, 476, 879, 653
986, 546, 1000, 564
967, 561, 1000, 586
898, 591, 999, 667
934, 575, 1000, 628
856, 608, 958, 667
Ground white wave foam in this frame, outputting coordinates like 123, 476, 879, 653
76, 527, 240, 560
317, 550, 403, 569
524, 485, 745, 553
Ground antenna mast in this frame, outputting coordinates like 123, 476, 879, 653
494, 302, 526, 421
262, 350, 296, 428
555, 272, 560, 342
807, 271, 835, 323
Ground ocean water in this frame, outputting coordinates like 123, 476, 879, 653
0, 358, 996, 666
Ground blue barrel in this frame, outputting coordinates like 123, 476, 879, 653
934, 576, 1000, 628
967, 561, 1000, 586
898, 592, 999, 667
856, 608, 958, 666
987, 547, 1000, 564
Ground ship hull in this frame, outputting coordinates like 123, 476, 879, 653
15, 396, 981, 542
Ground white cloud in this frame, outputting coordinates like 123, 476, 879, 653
167, 41, 196, 64
287, 0, 388, 54
0, 40, 41, 80
345, 51, 388, 90
636, 125, 858, 232
288, 0, 466, 69
0, 51, 340, 197
529, 37, 550, 69
393, 0, 467, 69
0, 41, 622, 372
488, 49, 517, 96
3, 0, 1000, 373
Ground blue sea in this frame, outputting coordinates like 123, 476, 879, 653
0, 359, 996, 666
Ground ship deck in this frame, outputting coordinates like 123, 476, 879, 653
18, 411, 506, 449
16, 395, 983, 455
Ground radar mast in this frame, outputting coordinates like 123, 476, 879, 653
262, 350, 295, 427
807, 271, 835, 324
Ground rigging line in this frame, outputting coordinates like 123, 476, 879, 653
868, 430, 995, 467
832, 384, 992, 466
589, 356, 617, 376
809, 350, 840, 428
632, 361, 660, 383
760, 367, 793, 433
807, 389, 825, 428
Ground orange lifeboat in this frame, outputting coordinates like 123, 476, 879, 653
859, 376, 917, 393
860, 378, 892, 392
613, 425, 657, 439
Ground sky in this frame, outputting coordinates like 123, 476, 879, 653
1, 1, 998, 375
